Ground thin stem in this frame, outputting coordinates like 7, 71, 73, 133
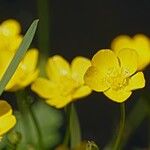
37, 0, 50, 77
113, 103, 126, 150
63, 105, 71, 146
16, 90, 43, 149
63, 103, 81, 148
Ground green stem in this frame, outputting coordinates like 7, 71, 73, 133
113, 103, 125, 150
37, 0, 51, 77
15, 90, 43, 149
63, 106, 71, 146
63, 103, 81, 148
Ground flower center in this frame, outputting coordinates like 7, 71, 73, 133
106, 68, 130, 90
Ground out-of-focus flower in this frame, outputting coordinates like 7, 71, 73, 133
111, 34, 150, 70
84, 49, 145, 103
0, 49, 39, 91
31, 55, 91, 108
0, 19, 22, 52
0, 100, 16, 140
0, 19, 39, 91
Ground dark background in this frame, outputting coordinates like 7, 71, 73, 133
0, 0, 150, 149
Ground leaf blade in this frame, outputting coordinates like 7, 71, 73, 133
0, 19, 39, 95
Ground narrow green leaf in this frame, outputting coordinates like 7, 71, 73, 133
0, 19, 39, 95
70, 104, 81, 149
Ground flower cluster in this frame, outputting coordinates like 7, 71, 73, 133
0, 19, 149, 143
0, 20, 39, 139
0, 19, 39, 92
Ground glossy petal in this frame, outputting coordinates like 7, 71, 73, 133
71, 56, 91, 84
84, 66, 109, 92
92, 49, 119, 74
111, 34, 150, 70
111, 35, 131, 53
0, 115, 16, 136
0, 100, 16, 137
31, 78, 59, 99
104, 88, 132, 103
46, 55, 70, 81
20, 49, 39, 73
72, 85, 92, 99
0, 101, 12, 118
0, 50, 13, 79
133, 34, 150, 70
6, 69, 39, 91
117, 48, 138, 75
46, 95, 72, 109
4, 49, 39, 91
9, 35, 23, 52
0, 19, 21, 36
127, 72, 145, 91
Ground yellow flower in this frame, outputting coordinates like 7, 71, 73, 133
84, 49, 145, 103
0, 19, 22, 52
0, 100, 16, 140
111, 34, 150, 70
0, 49, 39, 91
31, 55, 92, 108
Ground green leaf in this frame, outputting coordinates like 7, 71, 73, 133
12, 100, 62, 150
70, 104, 81, 149
0, 19, 39, 96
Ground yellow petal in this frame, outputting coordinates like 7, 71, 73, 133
133, 34, 150, 70
0, 50, 13, 79
9, 35, 23, 52
104, 88, 132, 103
46, 55, 70, 81
127, 72, 145, 91
0, 101, 12, 118
71, 56, 91, 84
117, 48, 138, 75
46, 95, 72, 108
92, 49, 119, 74
111, 34, 150, 70
84, 66, 109, 92
0, 115, 16, 136
72, 85, 92, 99
111, 35, 131, 53
6, 69, 39, 91
31, 78, 59, 99
0, 19, 21, 36
20, 49, 39, 73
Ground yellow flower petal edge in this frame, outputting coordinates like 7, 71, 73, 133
84, 49, 145, 103
32, 55, 92, 108
0, 19, 21, 36
117, 48, 138, 75
3, 49, 39, 91
71, 56, 91, 84
84, 66, 110, 92
104, 88, 132, 103
126, 72, 145, 91
46, 55, 70, 81
0, 100, 16, 139
111, 34, 150, 70
31, 77, 58, 99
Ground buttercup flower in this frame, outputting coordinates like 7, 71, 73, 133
0, 19, 22, 52
84, 49, 145, 103
31, 55, 92, 108
111, 34, 150, 70
0, 48, 39, 91
0, 100, 16, 140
